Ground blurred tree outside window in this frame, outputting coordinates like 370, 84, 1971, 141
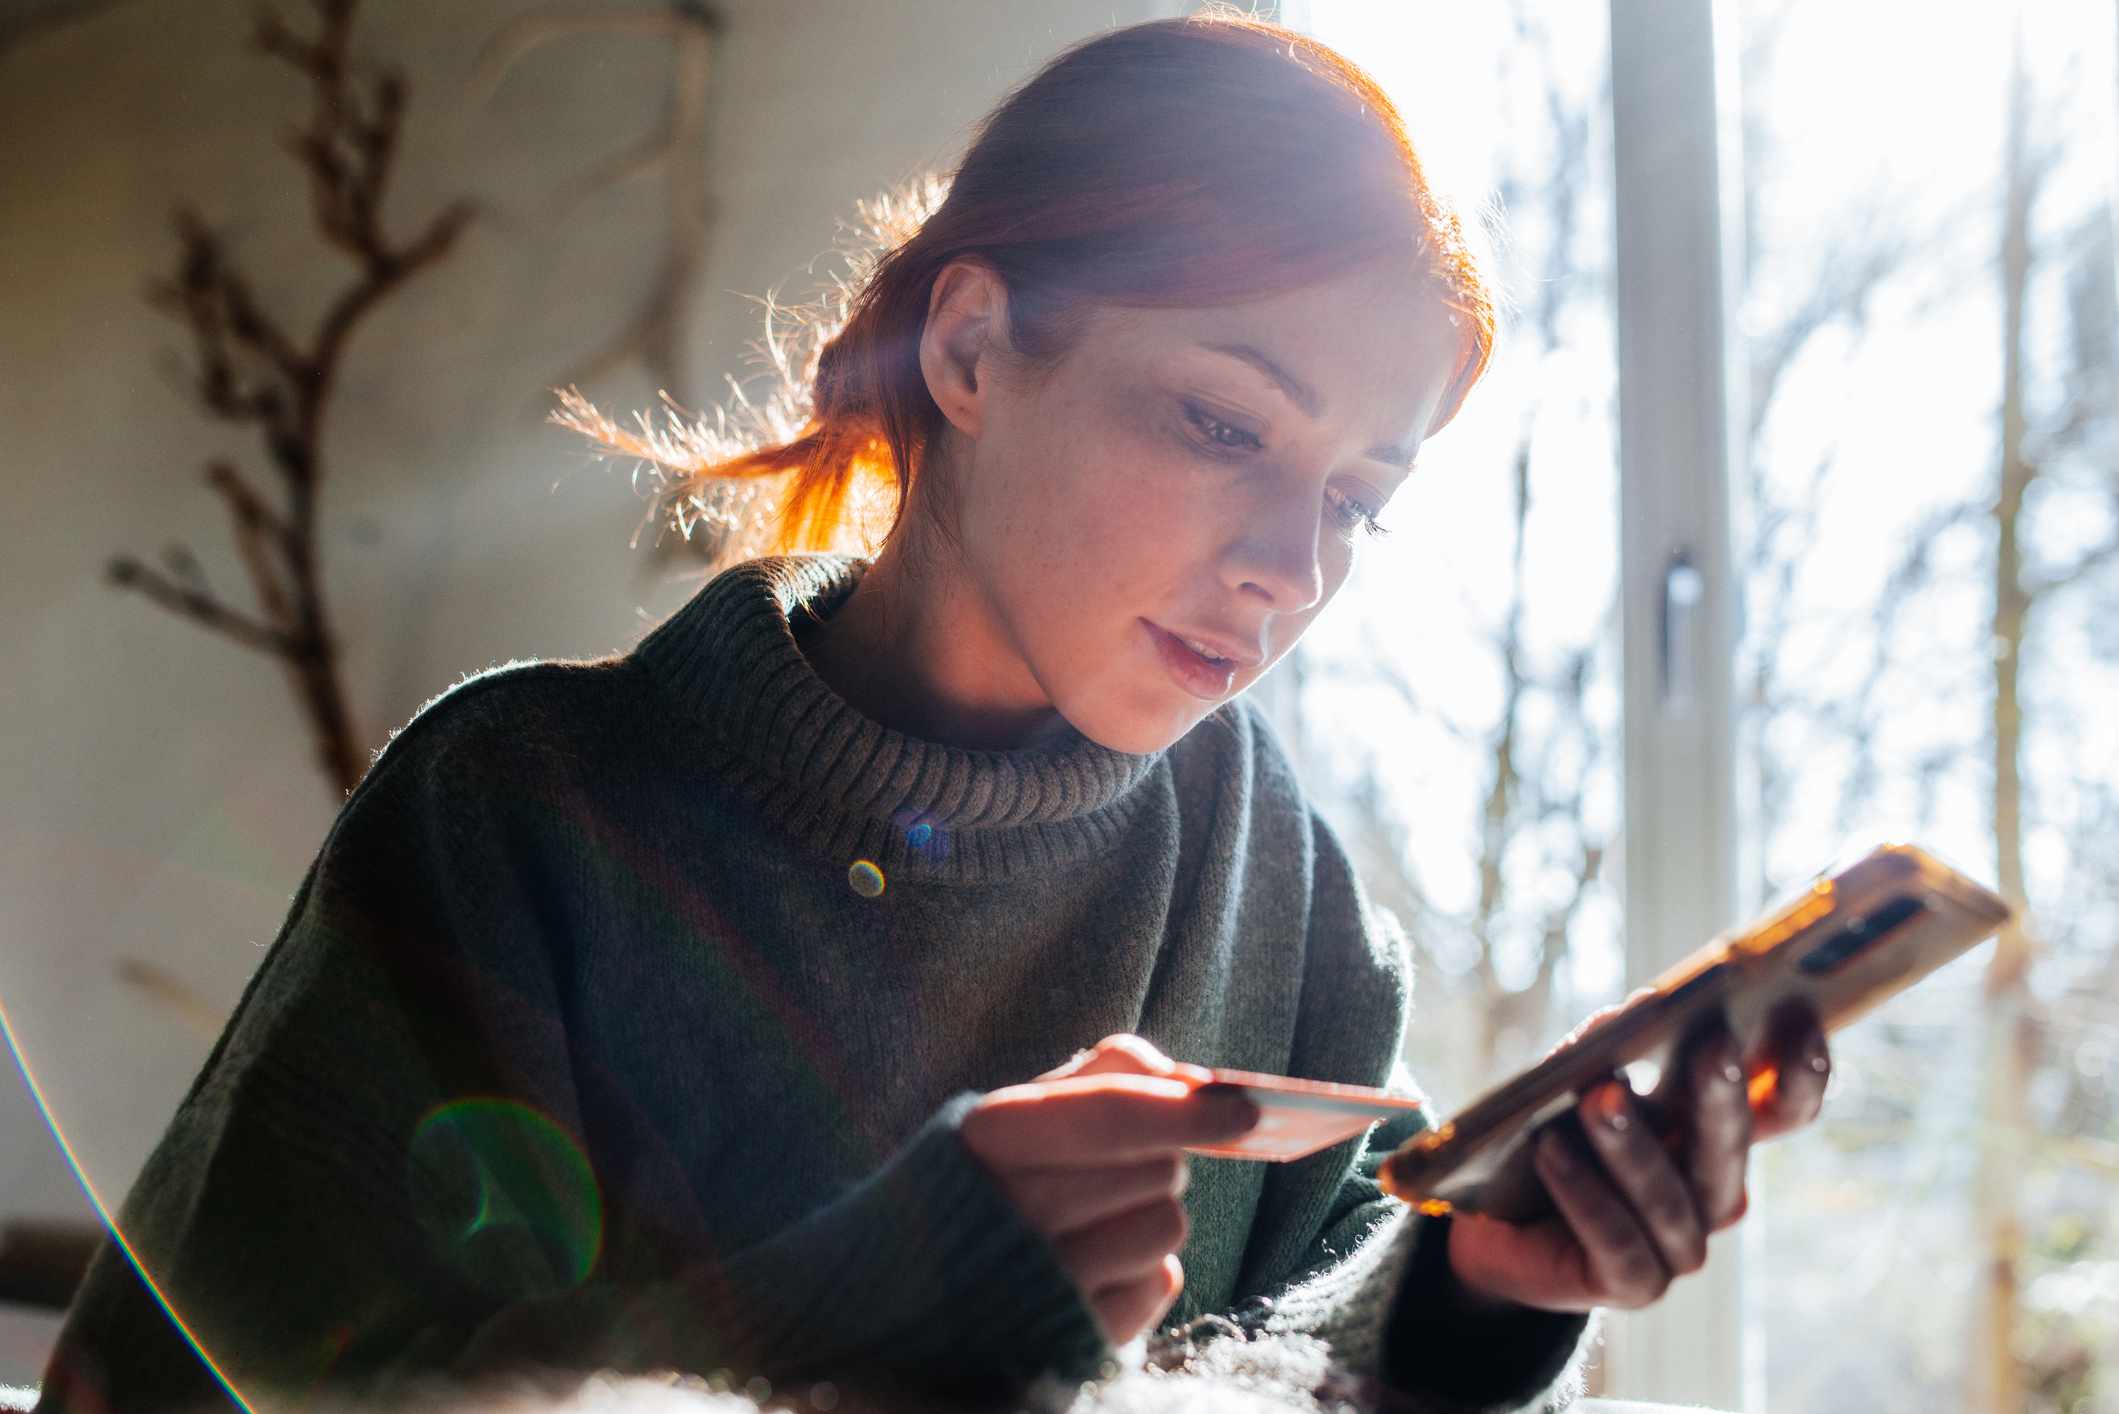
1272, 2, 2118, 1410
1267, 0, 1626, 1119
1733, 4, 2119, 1412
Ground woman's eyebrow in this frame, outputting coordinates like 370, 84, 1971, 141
1198, 339, 1419, 471
1201, 339, 1323, 417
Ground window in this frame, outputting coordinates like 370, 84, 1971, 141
1281, 1, 2119, 1408
1734, 3, 2119, 1410
1264, 5, 1626, 1117
1263, 0, 1654, 1395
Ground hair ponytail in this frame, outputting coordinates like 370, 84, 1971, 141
548, 174, 943, 566
553, 8, 1496, 571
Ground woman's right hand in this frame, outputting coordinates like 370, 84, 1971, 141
959, 1035, 1261, 1347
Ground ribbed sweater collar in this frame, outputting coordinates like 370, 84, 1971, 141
631, 552, 1168, 883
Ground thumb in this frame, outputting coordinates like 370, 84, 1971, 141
1545, 986, 1658, 1060
1442, 1210, 1599, 1313
1038, 1034, 1212, 1085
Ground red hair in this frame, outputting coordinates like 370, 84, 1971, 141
553, 7, 1495, 565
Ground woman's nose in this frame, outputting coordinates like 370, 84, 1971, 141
1225, 498, 1325, 613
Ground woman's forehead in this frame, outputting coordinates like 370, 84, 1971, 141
1084, 272, 1463, 424
1095, 266, 1451, 354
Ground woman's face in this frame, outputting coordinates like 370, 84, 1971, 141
921, 256, 1467, 756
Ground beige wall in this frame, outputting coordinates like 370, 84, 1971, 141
0, 0, 1184, 1248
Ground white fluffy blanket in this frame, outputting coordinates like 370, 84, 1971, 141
284, 1326, 1490, 1414
10, 1321, 1608, 1413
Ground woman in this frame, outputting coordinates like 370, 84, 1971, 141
40, 10, 1827, 1414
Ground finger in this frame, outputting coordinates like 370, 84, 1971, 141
1747, 1002, 1830, 1143
1579, 1080, 1709, 1280
965, 1075, 1258, 1168
1078, 1036, 1214, 1085
1040, 1034, 1211, 1084
1037, 1047, 1102, 1082
1003, 1153, 1188, 1238
1088, 1253, 1184, 1347
1052, 1195, 1189, 1293
1654, 1017, 1753, 1230
1534, 1124, 1673, 1309
1545, 986, 1657, 1060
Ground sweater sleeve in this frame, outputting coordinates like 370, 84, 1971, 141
1229, 809, 1598, 1414
37, 692, 1106, 1414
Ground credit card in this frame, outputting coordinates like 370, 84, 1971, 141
1183, 1067, 1428, 1162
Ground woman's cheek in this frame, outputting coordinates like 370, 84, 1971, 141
1321, 529, 1358, 585
1072, 424, 1202, 541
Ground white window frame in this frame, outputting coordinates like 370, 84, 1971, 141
1606, 0, 1748, 1406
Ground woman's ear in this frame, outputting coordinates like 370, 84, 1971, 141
918, 259, 1009, 440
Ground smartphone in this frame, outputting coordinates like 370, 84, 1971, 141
1376, 842, 2012, 1222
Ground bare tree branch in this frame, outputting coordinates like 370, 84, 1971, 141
2026, 531, 2119, 598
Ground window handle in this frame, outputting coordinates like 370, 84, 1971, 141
1660, 548, 1704, 716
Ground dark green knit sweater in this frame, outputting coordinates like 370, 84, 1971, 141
39, 552, 1593, 1413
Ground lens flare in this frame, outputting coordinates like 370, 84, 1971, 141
847, 859, 885, 898
0, 993, 259, 1412
407, 1098, 604, 1295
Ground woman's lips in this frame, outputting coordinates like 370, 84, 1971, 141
1143, 619, 1240, 700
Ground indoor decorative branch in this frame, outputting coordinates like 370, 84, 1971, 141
105, 0, 479, 798
462, 1, 725, 412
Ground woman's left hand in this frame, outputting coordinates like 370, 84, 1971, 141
1443, 1000, 1831, 1314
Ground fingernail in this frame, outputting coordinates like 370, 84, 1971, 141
1201, 1085, 1259, 1129
1712, 1047, 1746, 1093
1808, 1052, 1830, 1074
1596, 1085, 1632, 1132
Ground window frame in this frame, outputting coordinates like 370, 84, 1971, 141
1606, 0, 1748, 1406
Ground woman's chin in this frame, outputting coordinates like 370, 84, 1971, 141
1059, 693, 1221, 756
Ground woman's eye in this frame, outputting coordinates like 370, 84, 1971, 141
1182, 401, 1264, 454
1325, 486, 1390, 541
1179, 400, 1390, 543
